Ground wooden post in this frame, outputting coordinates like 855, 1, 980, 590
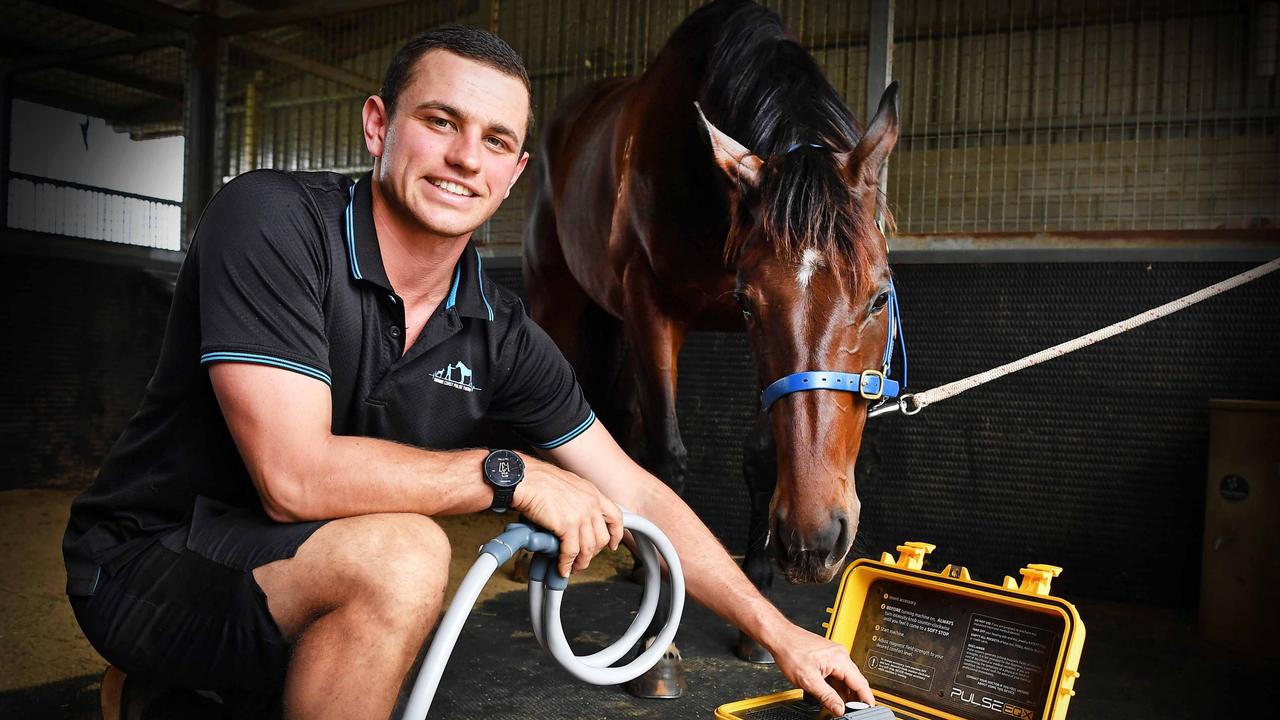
0, 71, 11, 231
182, 12, 218, 249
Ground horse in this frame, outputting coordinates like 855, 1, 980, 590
523, 0, 902, 679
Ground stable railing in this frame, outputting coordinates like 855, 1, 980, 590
5, 172, 182, 250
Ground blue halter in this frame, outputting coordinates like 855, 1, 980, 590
759, 278, 908, 412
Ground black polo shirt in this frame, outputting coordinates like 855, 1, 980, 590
63, 169, 595, 595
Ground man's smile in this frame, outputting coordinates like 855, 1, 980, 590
426, 177, 479, 198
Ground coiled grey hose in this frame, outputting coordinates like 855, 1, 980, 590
402, 512, 684, 719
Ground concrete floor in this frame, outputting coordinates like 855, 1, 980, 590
0, 489, 632, 717
1, 489, 1272, 719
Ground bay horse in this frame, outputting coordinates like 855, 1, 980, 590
523, 0, 901, 674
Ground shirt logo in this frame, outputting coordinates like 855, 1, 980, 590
432, 360, 480, 392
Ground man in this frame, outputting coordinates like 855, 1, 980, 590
64, 26, 874, 719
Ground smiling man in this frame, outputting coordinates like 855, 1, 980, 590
63, 26, 874, 720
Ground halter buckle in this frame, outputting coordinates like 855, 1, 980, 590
859, 370, 886, 400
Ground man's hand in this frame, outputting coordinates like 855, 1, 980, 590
768, 624, 875, 714
513, 456, 624, 577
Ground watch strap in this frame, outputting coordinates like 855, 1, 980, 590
490, 486, 514, 513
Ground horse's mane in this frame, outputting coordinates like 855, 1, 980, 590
688, 0, 888, 282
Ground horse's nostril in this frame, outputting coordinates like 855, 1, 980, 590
826, 513, 850, 565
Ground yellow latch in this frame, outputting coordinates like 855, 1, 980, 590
1016, 564, 1063, 596
894, 542, 936, 570
1058, 668, 1080, 697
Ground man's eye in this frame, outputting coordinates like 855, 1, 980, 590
428, 117, 452, 129
484, 136, 507, 149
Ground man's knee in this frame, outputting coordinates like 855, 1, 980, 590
329, 514, 451, 607
257, 513, 451, 638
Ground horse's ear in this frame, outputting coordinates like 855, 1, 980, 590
695, 102, 763, 188
839, 81, 899, 208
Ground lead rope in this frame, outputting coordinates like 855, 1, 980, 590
870, 255, 1280, 418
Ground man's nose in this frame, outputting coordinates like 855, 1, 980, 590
444, 132, 481, 173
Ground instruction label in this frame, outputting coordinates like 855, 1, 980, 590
850, 579, 1063, 719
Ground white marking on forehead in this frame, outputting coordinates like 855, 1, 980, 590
796, 248, 824, 289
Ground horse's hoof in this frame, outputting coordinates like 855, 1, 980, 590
624, 642, 687, 699
510, 549, 532, 582
735, 632, 775, 664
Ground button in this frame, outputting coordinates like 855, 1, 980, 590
388, 325, 402, 339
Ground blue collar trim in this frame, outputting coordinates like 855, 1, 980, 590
445, 262, 462, 310
345, 181, 362, 280
475, 248, 494, 321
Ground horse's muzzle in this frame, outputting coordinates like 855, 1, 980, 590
772, 511, 852, 584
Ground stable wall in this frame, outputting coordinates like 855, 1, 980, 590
0, 242, 172, 490
5, 248, 1276, 608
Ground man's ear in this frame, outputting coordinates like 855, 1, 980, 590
695, 102, 762, 189
363, 95, 389, 159
505, 151, 531, 199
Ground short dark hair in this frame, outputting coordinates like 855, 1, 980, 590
380, 26, 534, 145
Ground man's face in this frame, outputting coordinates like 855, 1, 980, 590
365, 50, 530, 242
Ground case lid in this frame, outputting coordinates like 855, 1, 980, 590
715, 542, 1085, 720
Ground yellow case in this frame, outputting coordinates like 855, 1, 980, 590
716, 542, 1085, 720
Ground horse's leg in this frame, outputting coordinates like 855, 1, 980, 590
619, 262, 690, 495
524, 184, 591, 372
736, 413, 778, 663
620, 260, 690, 699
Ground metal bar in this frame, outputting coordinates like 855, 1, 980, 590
9, 33, 186, 73
802, 3, 1243, 52
0, 227, 186, 273
183, 17, 219, 249
889, 245, 1280, 264
229, 35, 378, 93
9, 172, 183, 207
897, 106, 1280, 141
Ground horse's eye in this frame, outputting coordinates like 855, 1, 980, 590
733, 291, 754, 319
872, 291, 891, 312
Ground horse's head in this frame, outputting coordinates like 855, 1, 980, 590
697, 83, 900, 584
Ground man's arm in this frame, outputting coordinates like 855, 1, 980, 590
545, 421, 875, 714
209, 363, 623, 573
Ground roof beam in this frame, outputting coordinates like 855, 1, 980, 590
97, 0, 197, 31
218, 0, 410, 35
12, 79, 181, 127
66, 61, 184, 101
4, 40, 183, 100
6, 32, 185, 73
29, 0, 194, 35
229, 35, 378, 93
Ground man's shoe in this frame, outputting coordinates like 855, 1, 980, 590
99, 665, 231, 720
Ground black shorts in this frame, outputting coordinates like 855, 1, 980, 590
70, 496, 327, 694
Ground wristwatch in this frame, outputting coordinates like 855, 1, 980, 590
482, 449, 525, 513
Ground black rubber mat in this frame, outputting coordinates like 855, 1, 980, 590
419, 575, 1269, 719
0, 577, 1268, 718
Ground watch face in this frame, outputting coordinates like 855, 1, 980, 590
485, 450, 524, 488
